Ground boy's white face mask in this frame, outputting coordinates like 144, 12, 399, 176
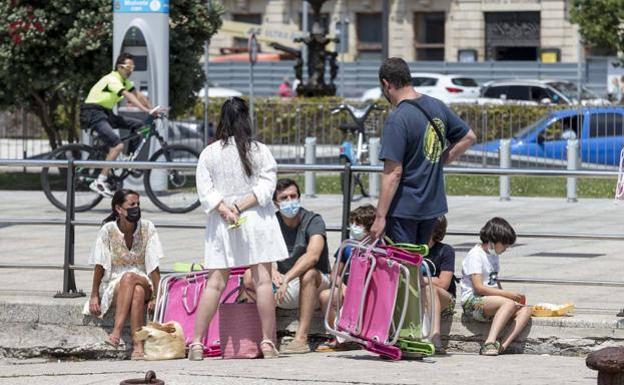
487, 243, 506, 257
349, 224, 366, 240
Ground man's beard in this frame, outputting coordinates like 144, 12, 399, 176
381, 85, 391, 104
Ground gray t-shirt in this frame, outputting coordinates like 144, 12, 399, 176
276, 208, 330, 275
379, 95, 469, 220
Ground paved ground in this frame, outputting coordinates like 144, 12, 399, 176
0, 351, 597, 385
1, 191, 623, 313
0, 190, 622, 383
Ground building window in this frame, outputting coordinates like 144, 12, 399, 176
232, 13, 262, 51
414, 12, 445, 61
356, 13, 382, 60
485, 12, 540, 61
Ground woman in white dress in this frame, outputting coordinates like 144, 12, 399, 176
84, 189, 164, 360
190, 97, 288, 360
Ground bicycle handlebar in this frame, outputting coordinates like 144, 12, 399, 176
330, 103, 385, 124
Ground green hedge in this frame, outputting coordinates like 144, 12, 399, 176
185, 97, 568, 145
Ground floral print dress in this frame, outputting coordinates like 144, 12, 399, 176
82, 219, 164, 318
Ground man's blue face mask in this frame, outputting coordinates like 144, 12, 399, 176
279, 199, 301, 218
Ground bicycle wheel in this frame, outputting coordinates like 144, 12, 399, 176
143, 144, 200, 213
41, 144, 104, 212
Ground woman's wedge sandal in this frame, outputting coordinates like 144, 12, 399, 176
188, 342, 204, 361
260, 339, 279, 359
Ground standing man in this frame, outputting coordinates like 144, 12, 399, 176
370, 57, 476, 244
80, 52, 163, 197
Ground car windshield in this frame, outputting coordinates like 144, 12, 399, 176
513, 116, 549, 139
548, 81, 598, 100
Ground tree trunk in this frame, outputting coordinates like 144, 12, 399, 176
68, 97, 80, 144
30, 91, 61, 150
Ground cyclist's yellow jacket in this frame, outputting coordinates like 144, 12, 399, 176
84, 71, 135, 110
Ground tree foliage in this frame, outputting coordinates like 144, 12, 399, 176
570, 0, 624, 54
0, 0, 223, 149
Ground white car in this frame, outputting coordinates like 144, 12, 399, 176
480, 79, 610, 106
197, 87, 243, 98
359, 73, 480, 103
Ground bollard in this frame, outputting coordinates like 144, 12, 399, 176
368, 137, 381, 198
499, 139, 511, 201
567, 139, 579, 203
304, 136, 316, 197
586, 347, 624, 385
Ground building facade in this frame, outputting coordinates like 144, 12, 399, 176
209, 0, 580, 62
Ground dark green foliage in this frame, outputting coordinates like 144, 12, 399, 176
0, 0, 223, 148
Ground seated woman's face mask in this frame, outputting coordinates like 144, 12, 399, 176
279, 199, 300, 218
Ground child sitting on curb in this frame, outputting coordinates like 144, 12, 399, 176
459, 217, 532, 356
422, 215, 456, 355
316, 204, 376, 352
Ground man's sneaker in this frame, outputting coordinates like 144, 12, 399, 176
89, 180, 114, 197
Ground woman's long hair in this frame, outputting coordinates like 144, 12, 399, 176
215, 97, 255, 177
103, 189, 139, 224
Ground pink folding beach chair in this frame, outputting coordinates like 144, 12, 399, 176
325, 240, 417, 360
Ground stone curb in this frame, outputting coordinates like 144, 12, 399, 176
1, 298, 623, 359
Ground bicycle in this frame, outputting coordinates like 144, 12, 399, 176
331, 103, 385, 200
41, 113, 201, 213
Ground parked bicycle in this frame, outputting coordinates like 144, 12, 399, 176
41, 114, 201, 213
331, 103, 385, 199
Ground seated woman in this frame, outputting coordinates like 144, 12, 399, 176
83, 189, 164, 360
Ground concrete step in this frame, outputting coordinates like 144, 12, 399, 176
0, 296, 623, 359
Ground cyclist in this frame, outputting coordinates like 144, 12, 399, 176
80, 52, 163, 197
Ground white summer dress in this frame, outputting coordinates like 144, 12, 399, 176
196, 137, 288, 268
82, 219, 164, 318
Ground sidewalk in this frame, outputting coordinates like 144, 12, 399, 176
0, 192, 623, 360
1, 192, 623, 311
0, 351, 597, 385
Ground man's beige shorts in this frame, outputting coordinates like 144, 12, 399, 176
276, 271, 331, 310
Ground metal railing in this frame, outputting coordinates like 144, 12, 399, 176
4, 103, 624, 174
0, 158, 622, 298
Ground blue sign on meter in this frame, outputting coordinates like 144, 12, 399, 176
113, 0, 170, 13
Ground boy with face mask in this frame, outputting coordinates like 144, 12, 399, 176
244, 178, 330, 354
316, 204, 376, 352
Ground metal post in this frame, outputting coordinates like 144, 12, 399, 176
577, 39, 583, 103
567, 139, 579, 202
203, 40, 210, 146
341, 162, 352, 242
499, 139, 511, 201
368, 137, 381, 198
304, 136, 316, 197
302, 1, 309, 82
203, 1, 213, 146
55, 159, 84, 298
249, 61, 255, 126
381, 0, 389, 59
339, 12, 346, 98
